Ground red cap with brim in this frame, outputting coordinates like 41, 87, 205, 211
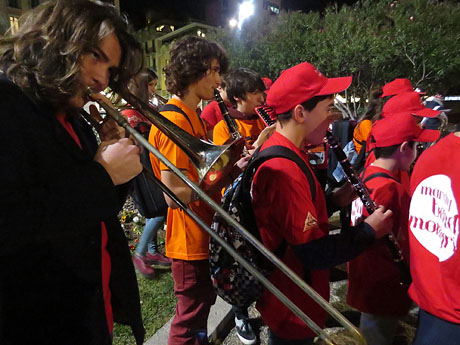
382, 91, 441, 118
380, 78, 425, 98
372, 113, 440, 147
266, 62, 352, 115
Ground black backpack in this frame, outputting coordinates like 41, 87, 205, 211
130, 122, 168, 218
130, 103, 194, 218
209, 145, 316, 307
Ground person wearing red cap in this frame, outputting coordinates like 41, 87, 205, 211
348, 114, 439, 345
380, 78, 424, 99
365, 90, 436, 168
363, 91, 441, 196
213, 68, 266, 148
408, 126, 460, 344
250, 62, 394, 344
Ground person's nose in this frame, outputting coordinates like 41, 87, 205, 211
215, 73, 222, 87
93, 67, 110, 92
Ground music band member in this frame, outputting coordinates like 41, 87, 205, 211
200, 80, 242, 138
251, 62, 393, 344
408, 128, 460, 344
348, 114, 439, 345
213, 68, 266, 148
148, 36, 245, 345
0, 1, 144, 344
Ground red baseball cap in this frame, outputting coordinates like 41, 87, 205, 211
380, 78, 425, 98
372, 113, 440, 147
266, 62, 352, 115
381, 91, 441, 118
262, 77, 273, 91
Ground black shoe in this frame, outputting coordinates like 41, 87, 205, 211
235, 316, 256, 345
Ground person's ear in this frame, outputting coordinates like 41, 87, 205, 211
400, 141, 410, 153
293, 104, 306, 124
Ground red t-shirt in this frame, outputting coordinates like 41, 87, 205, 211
348, 165, 411, 316
200, 101, 222, 130
201, 100, 244, 131
251, 131, 329, 339
409, 133, 460, 324
121, 108, 149, 129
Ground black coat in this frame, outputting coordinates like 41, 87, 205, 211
0, 77, 144, 345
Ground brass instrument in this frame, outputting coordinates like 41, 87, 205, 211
85, 88, 367, 345
153, 92, 168, 107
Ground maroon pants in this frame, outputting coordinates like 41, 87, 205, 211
168, 259, 216, 345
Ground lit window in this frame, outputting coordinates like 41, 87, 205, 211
170, 25, 174, 31
9, 16, 19, 34
270, 6, 280, 14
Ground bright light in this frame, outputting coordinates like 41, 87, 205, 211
238, 0, 254, 29
229, 18, 238, 28
197, 30, 202, 35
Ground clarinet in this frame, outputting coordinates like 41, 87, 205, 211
326, 131, 412, 285
214, 89, 241, 140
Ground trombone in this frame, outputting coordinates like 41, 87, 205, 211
87, 88, 367, 345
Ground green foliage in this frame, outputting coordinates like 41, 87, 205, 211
113, 271, 176, 345
208, 0, 460, 118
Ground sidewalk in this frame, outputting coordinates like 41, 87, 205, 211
144, 296, 234, 345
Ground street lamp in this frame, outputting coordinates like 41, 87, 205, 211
237, 0, 254, 30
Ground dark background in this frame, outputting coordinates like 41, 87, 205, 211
121, 0, 359, 30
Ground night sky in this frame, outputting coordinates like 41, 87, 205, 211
121, 0, 359, 30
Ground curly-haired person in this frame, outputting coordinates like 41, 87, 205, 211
0, 1, 145, 344
148, 36, 247, 345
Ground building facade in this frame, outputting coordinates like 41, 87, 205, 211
0, 0, 120, 35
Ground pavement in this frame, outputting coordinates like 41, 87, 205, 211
144, 296, 234, 345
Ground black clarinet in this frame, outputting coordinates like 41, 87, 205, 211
214, 89, 241, 140
326, 131, 412, 285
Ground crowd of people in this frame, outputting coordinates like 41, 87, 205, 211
1, 1, 459, 345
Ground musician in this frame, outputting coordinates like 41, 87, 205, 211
147, 68, 160, 108
148, 36, 245, 345
408, 128, 460, 344
121, 71, 171, 278
251, 62, 393, 344
364, 78, 426, 170
364, 91, 441, 196
213, 68, 266, 148
200, 80, 244, 138
348, 114, 439, 345
0, 1, 144, 344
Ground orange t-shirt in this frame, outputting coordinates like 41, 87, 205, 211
148, 98, 215, 260
212, 118, 266, 146
353, 119, 372, 154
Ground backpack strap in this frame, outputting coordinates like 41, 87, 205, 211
362, 172, 400, 184
159, 103, 193, 132
241, 145, 316, 283
242, 145, 316, 202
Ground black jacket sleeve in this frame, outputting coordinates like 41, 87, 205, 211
292, 222, 376, 270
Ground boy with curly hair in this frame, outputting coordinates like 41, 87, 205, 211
149, 36, 245, 345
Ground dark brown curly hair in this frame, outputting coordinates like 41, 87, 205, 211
0, 0, 143, 112
164, 36, 229, 97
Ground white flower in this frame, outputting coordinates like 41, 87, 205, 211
133, 216, 140, 223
